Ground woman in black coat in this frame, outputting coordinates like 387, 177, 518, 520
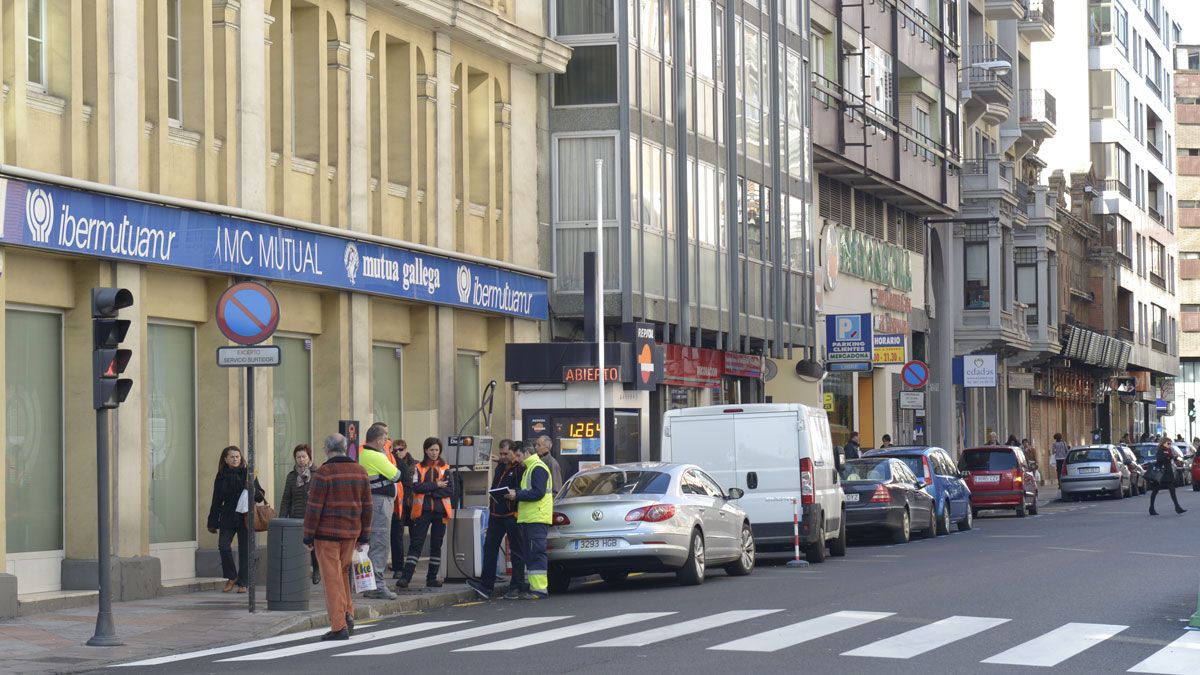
1149, 438, 1187, 516
279, 443, 321, 584
207, 445, 264, 593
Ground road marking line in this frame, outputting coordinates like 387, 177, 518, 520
337, 617, 569, 656
583, 610, 784, 648
1128, 631, 1200, 674
981, 622, 1127, 667
708, 611, 894, 652
1046, 546, 1102, 553
843, 615, 1009, 659
216, 621, 468, 661
109, 627, 346, 667
455, 613, 674, 651
987, 534, 1044, 538
1127, 551, 1198, 559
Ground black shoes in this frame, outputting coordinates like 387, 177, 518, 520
395, 577, 410, 589
1177, 507, 1188, 514
1150, 508, 1159, 515
320, 628, 350, 641
427, 578, 443, 588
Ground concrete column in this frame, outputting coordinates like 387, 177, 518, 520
239, 0, 268, 211
929, 223, 958, 456
1037, 249, 1049, 330
0, 249, 14, 616
345, 0, 372, 424
509, 69, 538, 270
434, 33, 457, 435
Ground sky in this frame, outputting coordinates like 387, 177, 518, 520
1168, 0, 1200, 44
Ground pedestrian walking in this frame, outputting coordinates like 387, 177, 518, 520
389, 438, 416, 580
842, 431, 862, 460
1051, 433, 1069, 484
358, 422, 408, 599
303, 433, 373, 641
397, 437, 455, 589
535, 435, 563, 496
507, 442, 553, 599
1149, 438, 1187, 516
206, 445, 264, 594
279, 443, 321, 585
467, 439, 526, 600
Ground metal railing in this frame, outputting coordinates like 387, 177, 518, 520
1100, 178, 1131, 198
1014, 179, 1032, 207
1020, 89, 1057, 125
968, 40, 1015, 89
1025, 0, 1054, 26
1149, 205, 1164, 224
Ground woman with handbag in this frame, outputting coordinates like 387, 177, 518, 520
207, 445, 265, 593
280, 443, 321, 585
1149, 438, 1187, 516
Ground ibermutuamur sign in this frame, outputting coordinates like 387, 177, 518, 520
1, 178, 548, 320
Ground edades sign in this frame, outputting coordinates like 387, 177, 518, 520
2, 178, 548, 320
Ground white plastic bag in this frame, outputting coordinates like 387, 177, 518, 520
352, 547, 376, 593
235, 489, 250, 514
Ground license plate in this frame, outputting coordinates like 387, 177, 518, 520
974, 475, 1000, 483
844, 493, 860, 503
574, 538, 620, 551
1080, 466, 1100, 474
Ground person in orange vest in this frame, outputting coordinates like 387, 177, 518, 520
396, 437, 455, 589
386, 438, 416, 580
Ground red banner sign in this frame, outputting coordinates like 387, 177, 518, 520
663, 345, 723, 388
723, 352, 763, 378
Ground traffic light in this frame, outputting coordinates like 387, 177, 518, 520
1189, 398, 1196, 420
92, 288, 134, 410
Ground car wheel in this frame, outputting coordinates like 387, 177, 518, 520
891, 508, 911, 544
548, 570, 572, 595
936, 504, 952, 536
805, 522, 827, 563
724, 523, 756, 576
676, 530, 706, 586
600, 571, 628, 585
1028, 497, 1039, 515
971, 507, 980, 519
957, 506, 973, 531
920, 507, 937, 539
829, 512, 848, 557
1015, 500, 1027, 518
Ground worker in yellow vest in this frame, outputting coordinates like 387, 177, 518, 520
397, 437, 455, 589
506, 441, 553, 599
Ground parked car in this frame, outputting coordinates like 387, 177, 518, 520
1133, 443, 1190, 486
1174, 443, 1194, 485
661, 403, 846, 563
1060, 445, 1131, 500
1193, 454, 1200, 491
862, 446, 972, 533
546, 462, 755, 593
1118, 445, 1148, 495
840, 458, 936, 544
960, 445, 1040, 517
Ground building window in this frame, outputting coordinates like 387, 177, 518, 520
1152, 304, 1167, 344
456, 352, 481, 435
554, 0, 615, 36
964, 241, 990, 309
554, 45, 618, 106
166, 0, 182, 124
371, 345, 403, 437
5, 309, 63, 554
273, 336, 312, 499
1015, 248, 1038, 325
148, 323, 196, 545
554, 135, 619, 290
26, 0, 46, 88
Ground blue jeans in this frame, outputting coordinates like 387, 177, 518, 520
480, 515, 525, 592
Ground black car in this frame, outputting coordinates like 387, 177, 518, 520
1132, 443, 1189, 485
840, 458, 936, 544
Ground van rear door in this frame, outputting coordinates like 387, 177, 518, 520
731, 410, 801, 536
662, 412, 737, 490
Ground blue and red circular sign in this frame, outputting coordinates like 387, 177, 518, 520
901, 360, 929, 389
216, 282, 280, 346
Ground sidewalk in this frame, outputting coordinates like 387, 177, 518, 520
0, 562, 474, 675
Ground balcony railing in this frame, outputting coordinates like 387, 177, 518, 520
1117, 326, 1135, 343
1147, 140, 1163, 161
1026, 0, 1054, 25
1020, 89, 1057, 125
968, 40, 1015, 89
1146, 75, 1162, 96
1100, 178, 1131, 198
1149, 205, 1164, 224
1014, 179, 1032, 207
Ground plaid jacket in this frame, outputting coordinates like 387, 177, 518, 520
303, 456, 373, 544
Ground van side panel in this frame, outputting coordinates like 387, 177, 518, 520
661, 414, 738, 491
733, 412, 802, 546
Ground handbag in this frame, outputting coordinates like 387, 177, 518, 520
352, 547, 376, 593
1145, 466, 1166, 486
253, 502, 276, 532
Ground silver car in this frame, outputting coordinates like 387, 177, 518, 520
546, 462, 755, 593
1060, 445, 1131, 500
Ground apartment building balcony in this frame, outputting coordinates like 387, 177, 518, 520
1023, 304, 1061, 356
961, 156, 1013, 199
963, 42, 1014, 126
957, 305, 1033, 354
1023, 184, 1056, 221
1019, 0, 1054, 42
985, 0, 1028, 21
1019, 89, 1057, 142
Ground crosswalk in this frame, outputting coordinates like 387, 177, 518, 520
112, 609, 1200, 673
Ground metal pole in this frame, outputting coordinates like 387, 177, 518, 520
87, 408, 121, 646
596, 158, 606, 466
246, 366, 256, 613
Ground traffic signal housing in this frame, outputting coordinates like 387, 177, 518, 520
1189, 398, 1196, 420
92, 288, 134, 409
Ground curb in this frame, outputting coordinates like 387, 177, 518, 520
268, 588, 478, 636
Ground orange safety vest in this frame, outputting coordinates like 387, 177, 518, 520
411, 463, 454, 522
384, 440, 406, 517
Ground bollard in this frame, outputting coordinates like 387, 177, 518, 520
767, 496, 809, 568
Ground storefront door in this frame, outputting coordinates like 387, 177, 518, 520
858, 375, 875, 448
147, 323, 197, 581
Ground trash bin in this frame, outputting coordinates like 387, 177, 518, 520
266, 517, 309, 611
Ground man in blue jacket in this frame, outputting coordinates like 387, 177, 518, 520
506, 441, 553, 599
466, 439, 526, 600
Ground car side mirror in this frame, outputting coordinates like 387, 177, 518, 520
726, 487, 745, 500
834, 448, 845, 472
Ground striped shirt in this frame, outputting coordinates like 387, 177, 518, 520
302, 456, 373, 544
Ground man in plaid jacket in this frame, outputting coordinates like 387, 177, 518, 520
304, 433, 373, 641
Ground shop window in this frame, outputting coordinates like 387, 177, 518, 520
148, 323, 196, 544
554, 44, 618, 106
5, 309, 63, 554
964, 241, 990, 310
456, 352, 481, 435
273, 336, 312, 498
372, 345, 403, 437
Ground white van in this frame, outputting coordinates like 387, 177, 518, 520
661, 403, 846, 562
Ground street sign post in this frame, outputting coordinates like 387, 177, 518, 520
901, 360, 929, 389
215, 281, 281, 613
899, 391, 925, 411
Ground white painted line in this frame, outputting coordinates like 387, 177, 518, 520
1047, 546, 1103, 553
455, 613, 674, 652
987, 534, 1044, 538
583, 610, 785, 647
109, 627, 342, 667
1128, 631, 1200, 674
982, 622, 1128, 667
216, 621, 468, 661
337, 616, 569, 656
1127, 551, 1198, 559
709, 611, 894, 652
843, 615, 1009, 659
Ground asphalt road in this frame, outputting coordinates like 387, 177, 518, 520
108, 487, 1200, 674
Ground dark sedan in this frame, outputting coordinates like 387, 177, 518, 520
1132, 443, 1190, 486
840, 458, 936, 544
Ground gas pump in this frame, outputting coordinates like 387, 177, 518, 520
443, 381, 496, 582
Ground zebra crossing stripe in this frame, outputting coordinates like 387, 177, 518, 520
216, 621, 468, 662
109, 627, 340, 667
455, 613, 675, 652
336, 617, 571, 656
708, 611, 894, 652
843, 615, 1009, 659
583, 610, 785, 648
1128, 631, 1200, 674
982, 622, 1128, 667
